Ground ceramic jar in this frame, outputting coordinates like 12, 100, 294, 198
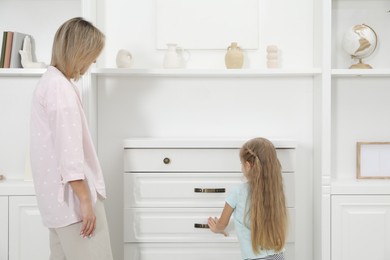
225, 42, 243, 69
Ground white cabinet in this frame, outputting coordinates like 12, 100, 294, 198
0, 195, 49, 260
332, 195, 390, 260
315, 0, 390, 259
123, 138, 296, 260
8, 196, 49, 260
0, 197, 8, 260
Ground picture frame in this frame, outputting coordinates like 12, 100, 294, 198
155, 0, 259, 50
356, 142, 390, 179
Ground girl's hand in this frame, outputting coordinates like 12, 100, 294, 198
208, 217, 228, 237
80, 200, 96, 238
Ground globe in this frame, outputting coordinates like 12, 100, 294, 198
342, 24, 377, 69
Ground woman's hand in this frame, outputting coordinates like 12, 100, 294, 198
69, 179, 96, 238
79, 199, 96, 238
208, 217, 228, 237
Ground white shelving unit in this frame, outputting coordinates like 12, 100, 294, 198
317, 0, 390, 260
1, 0, 390, 259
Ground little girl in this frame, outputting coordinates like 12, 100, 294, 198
208, 137, 287, 260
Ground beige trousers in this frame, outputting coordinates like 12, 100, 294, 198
49, 199, 113, 260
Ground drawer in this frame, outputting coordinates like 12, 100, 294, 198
124, 148, 295, 172
124, 243, 241, 260
124, 172, 295, 207
124, 242, 295, 260
124, 208, 295, 243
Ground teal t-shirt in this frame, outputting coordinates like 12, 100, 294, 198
226, 183, 282, 260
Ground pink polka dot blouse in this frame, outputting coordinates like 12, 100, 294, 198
30, 66, 107, 228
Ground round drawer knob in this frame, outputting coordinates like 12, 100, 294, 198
163, 157, 171, 164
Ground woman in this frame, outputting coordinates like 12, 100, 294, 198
30, 17, 113, 260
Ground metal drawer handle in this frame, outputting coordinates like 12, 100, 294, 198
194, 188, 226, 193
194, 223, 209, 229
163, 157, 170, 164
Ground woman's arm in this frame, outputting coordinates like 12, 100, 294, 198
208, 202, 234, 236
69, 180, 96, 238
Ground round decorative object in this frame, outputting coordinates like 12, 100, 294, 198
116, 49, 133, 68
266, 45, 279, 68
342, 24, 377, 69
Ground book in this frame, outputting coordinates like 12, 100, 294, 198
3, 31, 14, 68
10, 32, 30, 68
0, 31, 7, 68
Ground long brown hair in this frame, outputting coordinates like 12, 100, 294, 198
51, 17, 105, 80
240, 137, 287, 254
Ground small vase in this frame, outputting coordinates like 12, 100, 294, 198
163, 43, 190, 69
225, 42, 243, 69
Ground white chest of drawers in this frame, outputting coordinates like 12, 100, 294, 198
123, 138, 296, 260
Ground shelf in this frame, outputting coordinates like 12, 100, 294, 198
0, 68, 323, 78
91, 68, 322, 78
332, 69, 390, 77
331, 180, 390, 195
0, 68, 46, 77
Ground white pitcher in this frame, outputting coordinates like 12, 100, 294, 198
163, 43, 189, 69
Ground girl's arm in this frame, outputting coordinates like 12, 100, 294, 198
208, 202, 234, 236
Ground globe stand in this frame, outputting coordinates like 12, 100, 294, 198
349, 58, 372, 69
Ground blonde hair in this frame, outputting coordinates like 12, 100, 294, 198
240, 137, 288, 254
51, 17, 105, 80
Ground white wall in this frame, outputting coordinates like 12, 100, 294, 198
0, 77, 37, 180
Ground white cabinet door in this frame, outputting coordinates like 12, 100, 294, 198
332, 195, 390, 260
0, 197, 8, 260
9, 196, 49, 260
